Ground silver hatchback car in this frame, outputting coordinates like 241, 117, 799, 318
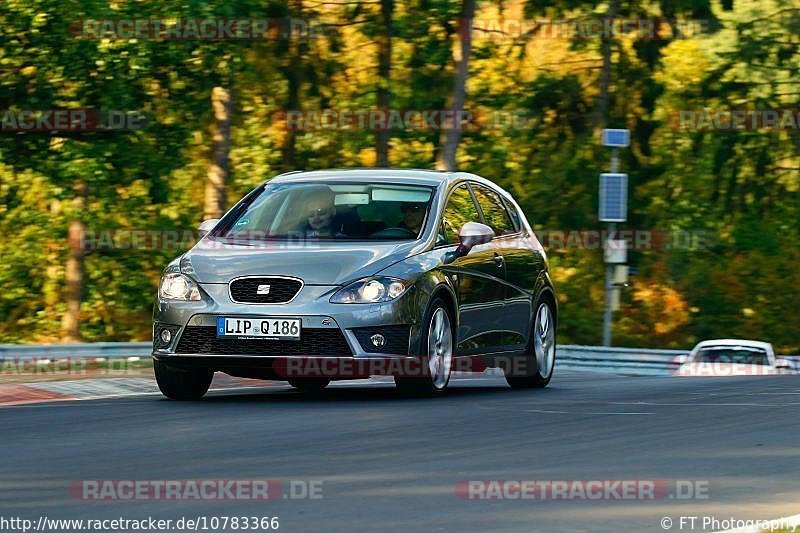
152, 169, 557, 398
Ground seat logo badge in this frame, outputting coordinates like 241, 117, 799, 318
256, 284, 271, 295
370, 334, 386, 347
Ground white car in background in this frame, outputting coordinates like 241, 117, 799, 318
675, 339, 795, 377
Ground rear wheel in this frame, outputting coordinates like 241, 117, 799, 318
153, 359, 213, 400
395, 298, 453, 396
506, 298, 556, 389
288, 378, 330, 393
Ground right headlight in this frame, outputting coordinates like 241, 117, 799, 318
159, 273, 201, 301
330, 277, 409, 304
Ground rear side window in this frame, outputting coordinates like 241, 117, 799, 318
471, 184, 516, 236
502, 198, 522, 231
440, 184, 482, 245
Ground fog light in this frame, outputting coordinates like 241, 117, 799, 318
160, 329, 172, 344
370, 334, 386, 347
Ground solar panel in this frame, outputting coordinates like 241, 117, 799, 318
599, 173, 627, 222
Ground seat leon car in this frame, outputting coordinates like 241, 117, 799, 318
152, 169, 557, 399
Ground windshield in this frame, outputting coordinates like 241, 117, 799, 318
218, 182, 434, 241
693, 346, 769, 365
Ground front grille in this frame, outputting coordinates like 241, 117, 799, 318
352, 325, 411, 355
176, 326, 353, 356
229, 277, 302, 304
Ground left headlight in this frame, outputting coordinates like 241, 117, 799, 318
330, 277, 409, 304
159, 273, 201, 301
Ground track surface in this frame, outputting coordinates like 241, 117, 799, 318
2, 371, 799, 532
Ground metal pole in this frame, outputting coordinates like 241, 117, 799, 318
602, 147, 619, 347
602, 222, 615, 347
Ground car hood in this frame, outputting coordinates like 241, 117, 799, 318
185, 239, 420, 285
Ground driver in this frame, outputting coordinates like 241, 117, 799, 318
304, 187, 345, 238
398, 202, 426, 235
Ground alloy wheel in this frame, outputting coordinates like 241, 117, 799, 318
533, 303, 555, 379
427, 307, 453, 389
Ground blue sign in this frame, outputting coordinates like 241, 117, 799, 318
602, 128, 630, 147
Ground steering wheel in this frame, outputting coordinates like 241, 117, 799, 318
370, 227, 416, 238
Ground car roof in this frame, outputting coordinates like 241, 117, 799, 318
692, 339, 774, 352
269, 168, 505, 192
271, 168, 450, 186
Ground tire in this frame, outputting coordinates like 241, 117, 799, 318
153, 359, 213, 400
395, 297, 454, 396
505, 296, 556, 389
288, 378, 330, 393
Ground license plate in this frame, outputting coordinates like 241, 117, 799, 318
216, 317, 301, 340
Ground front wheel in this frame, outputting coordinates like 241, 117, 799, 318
154, 359, 213, 400
505, 298, 556, 389
395, 297, 454, 396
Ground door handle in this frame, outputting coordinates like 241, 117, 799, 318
493, 253, 504, 268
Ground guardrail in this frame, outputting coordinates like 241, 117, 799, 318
557, 345, 686, 376
558, 346, 798, 375
0, 342, 152, 360
0, 342, 796, 376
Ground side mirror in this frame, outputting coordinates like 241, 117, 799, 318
675, 354, 690, 365
443, 222, 494, 264
197, 218, 219, 236
457, 221, 494, 253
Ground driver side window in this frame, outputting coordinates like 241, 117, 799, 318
439, 184, 482, 245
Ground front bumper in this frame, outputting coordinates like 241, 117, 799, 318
152, 282, 426, 364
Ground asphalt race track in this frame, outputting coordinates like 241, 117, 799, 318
2, 371, 799, 532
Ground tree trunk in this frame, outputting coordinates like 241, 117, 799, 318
204, 86, 232, 220
376, 0, 393, 167
61, 181, 86, 342
592, 0, 618, 130
44, 200, 62, 334
436, 0, 476, 171
281, 0, 305, 171
282, 44, 302, 171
